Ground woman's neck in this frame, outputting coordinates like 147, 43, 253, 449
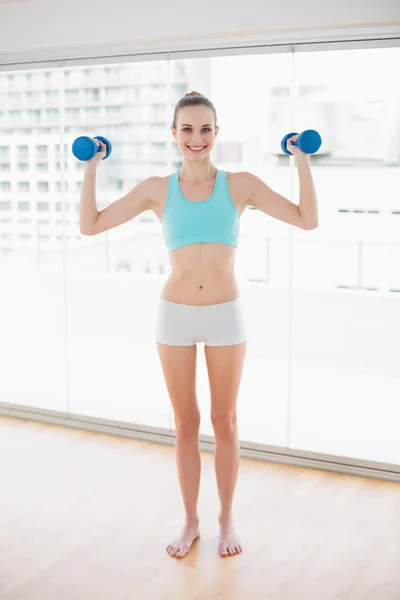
179, 163, 217, 184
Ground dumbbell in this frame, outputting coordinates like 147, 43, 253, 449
281, 129, 322, 156
72, 135, 112, 161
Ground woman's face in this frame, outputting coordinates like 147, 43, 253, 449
171, 106, 219, 160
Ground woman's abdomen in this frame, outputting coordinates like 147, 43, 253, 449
160, 272, 240, 306
161, 243, 239, 306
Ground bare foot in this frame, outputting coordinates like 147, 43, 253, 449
166, 521, 200, 558
218, 517, 242, 557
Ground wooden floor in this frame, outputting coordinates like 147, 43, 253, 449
1, 416, 399, 600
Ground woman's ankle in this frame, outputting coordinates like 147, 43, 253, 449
218, 512, 234, 526
185, 515, 200, 526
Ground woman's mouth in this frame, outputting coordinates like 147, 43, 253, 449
187, 146, 206, 153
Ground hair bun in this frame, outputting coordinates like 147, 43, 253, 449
184, 91, 202, 97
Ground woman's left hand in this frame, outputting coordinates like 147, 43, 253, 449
286, 134, 308, 160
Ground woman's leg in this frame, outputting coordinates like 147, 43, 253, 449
204, 340, 247, 557
156, 341, 201, 558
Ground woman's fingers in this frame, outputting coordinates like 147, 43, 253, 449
95, 140, 106, 155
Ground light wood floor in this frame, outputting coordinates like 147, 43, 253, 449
1, 415, 399, 600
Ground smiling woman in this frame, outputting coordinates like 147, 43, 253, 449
154, 89, 319, 559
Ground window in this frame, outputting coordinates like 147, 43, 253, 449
216, 142, 242, 163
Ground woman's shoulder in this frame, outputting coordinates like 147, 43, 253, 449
140, 175, 167, 212
224, 171, 253, 207
225, 169, 253, 180
224, 170, 248, 182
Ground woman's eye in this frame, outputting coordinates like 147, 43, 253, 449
183, 128, 210, 132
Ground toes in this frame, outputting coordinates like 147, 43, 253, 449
219, 544, 229, 557
167, 545, 177, 556
235, 544, 242, 553
176, 545, 189, 558
228, 545, 235, 555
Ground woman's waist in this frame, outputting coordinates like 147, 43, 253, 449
161, 273, 240, 305
167, 269, 236, 285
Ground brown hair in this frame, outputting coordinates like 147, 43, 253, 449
172, 90, 218, 130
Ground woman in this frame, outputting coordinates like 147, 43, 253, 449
80, 91, 318, 559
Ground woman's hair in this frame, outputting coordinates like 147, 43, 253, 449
172, 90, 217, 130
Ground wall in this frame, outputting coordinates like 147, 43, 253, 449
0, 0, 399, 65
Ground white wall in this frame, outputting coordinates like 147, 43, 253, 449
0, 0, 399, 65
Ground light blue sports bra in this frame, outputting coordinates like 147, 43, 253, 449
161, 169, 240, 253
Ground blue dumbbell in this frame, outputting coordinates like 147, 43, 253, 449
72, 135, 112, 161
281, 129, 322, 156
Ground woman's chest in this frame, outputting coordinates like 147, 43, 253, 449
152, 171, 248, 223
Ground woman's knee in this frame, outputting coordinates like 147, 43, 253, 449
211, 412, 237, 439
174, 411, 201, 437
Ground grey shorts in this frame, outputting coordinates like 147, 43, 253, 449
156, 297, 247, 347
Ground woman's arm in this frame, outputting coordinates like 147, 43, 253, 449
296, 155, 319, 229
243, 156, 318, 230
79, 163, 99, 235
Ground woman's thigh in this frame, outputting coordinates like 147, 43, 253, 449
204, 341, 247, 421
156, 342, 200, 424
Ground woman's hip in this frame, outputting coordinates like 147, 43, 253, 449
155, 297, 247, 347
